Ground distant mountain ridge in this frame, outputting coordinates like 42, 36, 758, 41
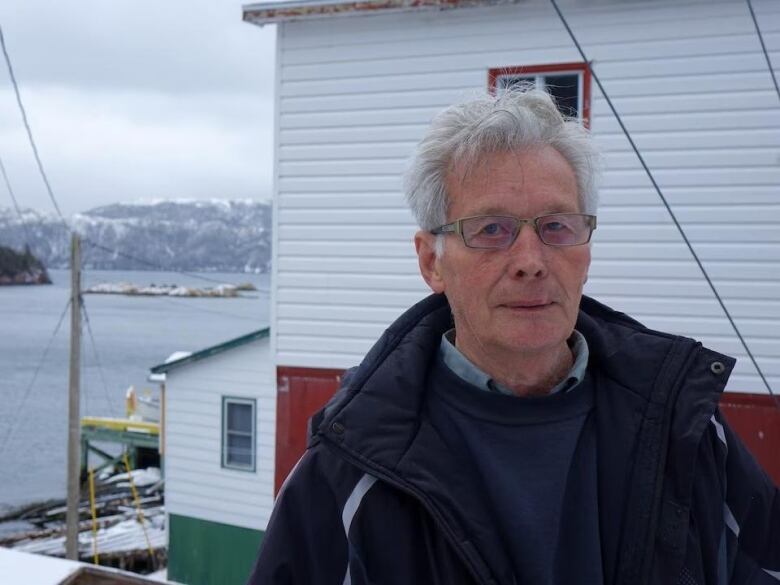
0, 200, 271, 273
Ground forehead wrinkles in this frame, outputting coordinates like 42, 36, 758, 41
445, 148, 528, 209
448, 146, 531, 186
445, 147, 580, 217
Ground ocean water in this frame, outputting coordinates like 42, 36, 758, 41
0, 269, 270, 510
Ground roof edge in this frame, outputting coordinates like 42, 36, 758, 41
243, 0, 519, 26
150, 327, 270, 374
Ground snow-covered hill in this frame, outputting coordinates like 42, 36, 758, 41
0, 200, 272, 273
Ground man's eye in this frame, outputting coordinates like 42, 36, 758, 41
480, 223, 503, 235
544, 222, 564, 231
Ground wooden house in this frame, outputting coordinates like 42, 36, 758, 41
149, 328, 273, 585
241, 0, 780, 489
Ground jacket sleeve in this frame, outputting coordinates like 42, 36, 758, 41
713, 411, 780, 583
246, 448, 349, 585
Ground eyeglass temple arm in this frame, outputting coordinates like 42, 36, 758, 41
430, 222, 458, 235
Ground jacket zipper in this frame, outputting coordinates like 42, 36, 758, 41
617, 339, 700, 585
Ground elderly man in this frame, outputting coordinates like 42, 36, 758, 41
249, 90, 779, 585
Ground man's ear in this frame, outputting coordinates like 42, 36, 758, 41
414, 231, 446, 294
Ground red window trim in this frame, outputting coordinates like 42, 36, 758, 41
488, 62, 592, 129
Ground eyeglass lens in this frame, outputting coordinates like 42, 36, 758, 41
462, 214, 592, 248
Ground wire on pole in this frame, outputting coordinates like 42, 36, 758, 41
82, 237, 247, 286
0, 298, 72, 457
81, 299, 118, 418
548, 0, 778, 405
0, 25, 68, 229
0, 155, 32, 247
746, 0, 780, 104
148, 291, 261, 320
1, 25, 255, 287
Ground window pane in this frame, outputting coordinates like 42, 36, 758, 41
227, 433, 253, 467
227, 402, 253, 433
544, 74, 579, 118
494, 71, 582, 118
497, 74, 535, 92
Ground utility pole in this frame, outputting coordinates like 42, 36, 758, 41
66, 233, 82, 560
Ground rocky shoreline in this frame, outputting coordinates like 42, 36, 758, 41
0, 247, 51, 286
0, 267, 51, 285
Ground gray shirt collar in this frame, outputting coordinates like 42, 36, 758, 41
439, 329, 589, 396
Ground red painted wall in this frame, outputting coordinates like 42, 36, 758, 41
274, 367, 780, 493
719, 393, 780, 486
274, 367, 344, 494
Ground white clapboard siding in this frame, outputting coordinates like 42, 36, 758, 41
273, 0, 780, 393
164, 339, 275, 531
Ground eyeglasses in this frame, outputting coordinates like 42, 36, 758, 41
430, 213, 597, 249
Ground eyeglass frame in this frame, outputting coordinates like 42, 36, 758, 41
430, 213, 597, 249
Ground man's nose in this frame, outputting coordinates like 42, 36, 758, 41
507, 222, 547, 278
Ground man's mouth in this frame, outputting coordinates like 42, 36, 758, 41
502, 300, 553, 311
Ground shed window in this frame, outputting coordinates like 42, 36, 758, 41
489, 63, 591, 127
222, 397, 256, 471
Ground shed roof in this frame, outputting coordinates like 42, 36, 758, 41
242, 0, 518, 26
0, 548, 166, 585
150, 328, 270, 374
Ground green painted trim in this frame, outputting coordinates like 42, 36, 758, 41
150, 328, 269, 374
168, 514, 264, 585
81, 427, 160, 449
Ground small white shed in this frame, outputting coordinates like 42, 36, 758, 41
149, 328, 273, 585
242, 0, 780, 485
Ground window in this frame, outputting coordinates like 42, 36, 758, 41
222, 397, 256, 471
488, 63, 591, 127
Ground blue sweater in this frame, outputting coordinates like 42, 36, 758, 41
426, 357, 604, 584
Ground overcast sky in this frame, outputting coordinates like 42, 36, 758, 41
0, 1, 276, 215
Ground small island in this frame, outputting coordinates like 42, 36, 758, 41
0, 245, 51, 285
84, 281, 257, 298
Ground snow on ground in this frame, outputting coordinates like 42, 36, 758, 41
13, 508, 166, 558
0, 547, 81, 585
105, 467, 162, 489
147, 568, 169, 582
0, 547, 171, 584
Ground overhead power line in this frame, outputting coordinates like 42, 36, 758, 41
548, 0, 778, 405
747, 0, 780, 104
149, 290, 265, 320
0, 154, 32, 247
0, 25, 68, 228
0, 24, 256, 287
82, 237, 249, 286
81, 299, 118, 418
0, 298, 72, 458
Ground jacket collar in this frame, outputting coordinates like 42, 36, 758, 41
313, 293, 734, 584
316, 293, 732, 449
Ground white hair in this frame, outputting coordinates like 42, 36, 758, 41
404, 88, 601, 252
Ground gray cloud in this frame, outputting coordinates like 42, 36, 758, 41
0, 1, 275, 214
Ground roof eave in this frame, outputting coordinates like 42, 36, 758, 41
150, 328, 270, 374
243, 0, 520, 27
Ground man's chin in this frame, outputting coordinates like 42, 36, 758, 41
499, 326, 570, 356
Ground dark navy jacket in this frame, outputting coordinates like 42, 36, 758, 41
248, 294, 780, 585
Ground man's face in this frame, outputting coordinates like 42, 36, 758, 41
416, 147, 591, 361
